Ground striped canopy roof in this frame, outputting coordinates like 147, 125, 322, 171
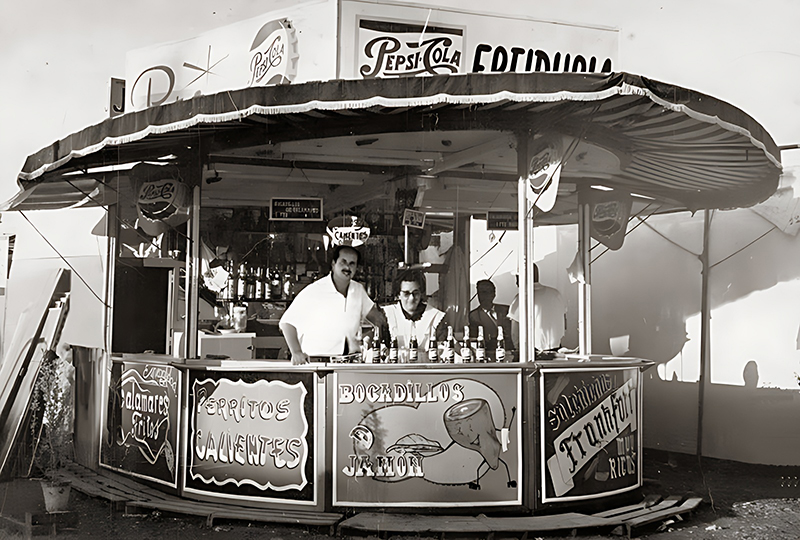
5, 72, 780, 221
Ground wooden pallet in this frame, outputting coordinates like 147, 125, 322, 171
56, 462, 702, 539
56, 462, 343, 533
338, 511, 612, 539
339, 495, 704, 539
616, 497, 702, 537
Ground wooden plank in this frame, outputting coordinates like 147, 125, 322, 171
593, 494, 662, 518
63, 461, 341, 527
132, 493, 340, 523
602, 496, 682, 526
53, 475, 130, 502
28, 510, 80, 529
90, 472, 169, 501
0, 514, 28, 538
63, 474, 138, 502
61, 463, 170, 501
0, 270, 70, 481
124, 500, 341, 526
477, 512, 613, 532
625, 497, 702, 531
339, 512, 492, 534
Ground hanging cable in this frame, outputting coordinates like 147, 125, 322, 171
470, 230, 506, 268
637, 218, 701, 258
710, 226, 776, 269
19, 211, 110, 308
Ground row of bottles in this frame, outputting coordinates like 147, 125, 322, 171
363, 324, 507, 363
220, 262, 297, 302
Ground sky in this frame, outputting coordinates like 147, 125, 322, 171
1, 0, 800, 205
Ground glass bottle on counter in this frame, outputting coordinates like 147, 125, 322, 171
461, 325, 473, 363
389, 336, 399, 363
408, 322, 419, 363
442, 326, 455, 363
371, 329, 381, 363
362, 336, 373, 363
496, 325, 506, 363
427, 332, 438, 363
475, 326, 486, 362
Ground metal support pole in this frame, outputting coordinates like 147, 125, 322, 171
577, 199, 592, 355
696, 209, 711, 456
516, 132, 531, 362
404, 225, 409, 264
184, 186, 201, 359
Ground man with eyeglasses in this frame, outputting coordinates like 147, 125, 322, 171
381, 269, 446, 354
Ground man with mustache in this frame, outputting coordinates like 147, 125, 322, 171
280, 245, 386, 365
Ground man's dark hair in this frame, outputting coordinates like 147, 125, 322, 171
331, 244, 361, 266
393, 269, 426, 297
476, 279, 496, 292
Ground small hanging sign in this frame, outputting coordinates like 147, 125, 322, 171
487, 211, 518, 230
269, 197, 323, 221
402, 208, 426, 229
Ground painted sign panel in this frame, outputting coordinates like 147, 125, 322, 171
101, 361, 181, 488
125, 0, 336, 112
184, 371, 316, 505
540, 367, 641, 503
270, 197, 323, 221
326, 216, 371, 247
340, 2, 619, 79
334, 369, 521, 507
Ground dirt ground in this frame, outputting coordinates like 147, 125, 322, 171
1, 449, 798, 540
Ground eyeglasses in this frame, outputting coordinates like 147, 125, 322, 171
399, 290, 422, 298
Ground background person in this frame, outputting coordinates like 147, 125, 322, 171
469, 279, 514, 353
509, 263, 566, 353
382, 269, 446, 353
280, 245, 386, 365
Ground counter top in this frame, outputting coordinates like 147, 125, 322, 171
155, 356, 655, 371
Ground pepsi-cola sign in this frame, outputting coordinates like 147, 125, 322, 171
137, 178, 191, 236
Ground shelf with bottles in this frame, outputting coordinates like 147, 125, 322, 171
217, 261, 303, 304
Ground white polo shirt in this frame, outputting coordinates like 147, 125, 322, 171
510, 283, 565, 350
280, 274, 374, 356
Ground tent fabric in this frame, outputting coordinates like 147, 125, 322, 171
7, 72, 781, 212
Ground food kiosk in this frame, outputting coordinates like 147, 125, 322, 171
4, 1, 781, 519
